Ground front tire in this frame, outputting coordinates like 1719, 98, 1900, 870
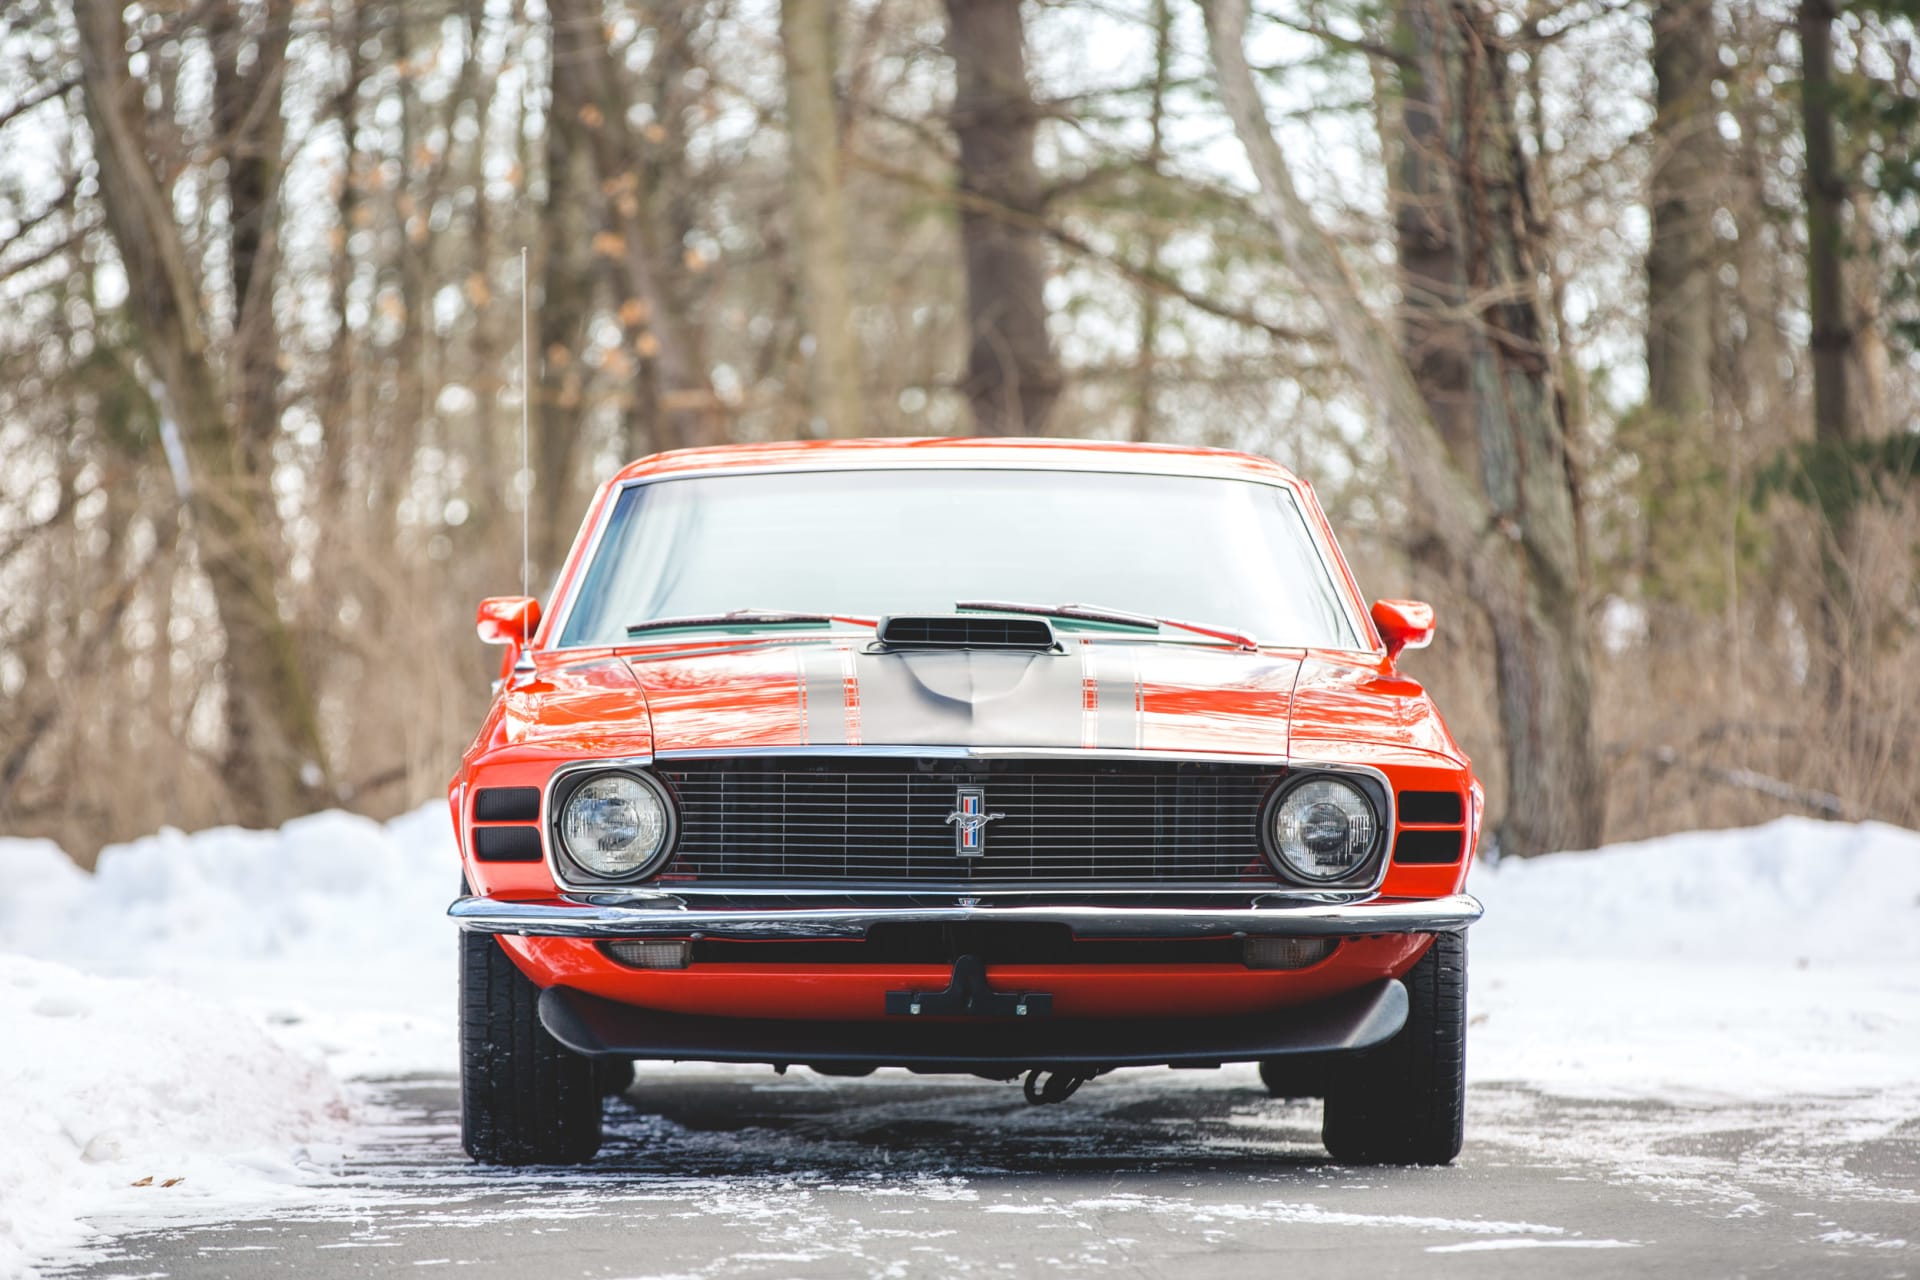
1320, 931, 1466, 1166
460, 930, 603, 1164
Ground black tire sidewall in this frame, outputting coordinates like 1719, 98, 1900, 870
1321, 931, 1467, 1165
459, 929, 604, 1164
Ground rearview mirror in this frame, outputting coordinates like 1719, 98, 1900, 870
1370, 599, 1434, 662
476, 596, 541, 646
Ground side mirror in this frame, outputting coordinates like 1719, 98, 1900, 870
1370, 599, 1435, 662
476, 596, 541, 646
477, 596, 540, 683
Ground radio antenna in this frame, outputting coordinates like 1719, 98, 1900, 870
516, 246, 535, 671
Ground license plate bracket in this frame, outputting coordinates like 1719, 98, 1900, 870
884, 954, 1053, 1019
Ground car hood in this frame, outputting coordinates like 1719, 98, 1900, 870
1285, 652, 1465, 762
622, 639, 1304, 758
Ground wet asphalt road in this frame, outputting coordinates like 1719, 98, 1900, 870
61, 1069, 1919, 1279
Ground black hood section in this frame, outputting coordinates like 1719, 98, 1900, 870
875, 614, 1061, 652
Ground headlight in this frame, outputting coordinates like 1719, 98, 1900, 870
557, 771, 672, 878
1267, 776, 1379, 883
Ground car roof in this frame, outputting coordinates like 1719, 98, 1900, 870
608, 437, 1307, 488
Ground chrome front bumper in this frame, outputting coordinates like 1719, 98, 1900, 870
447, 891, 1482, 941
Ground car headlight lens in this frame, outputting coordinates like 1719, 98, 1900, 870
1269, 776, 1378, 882
558, 772, 670, 878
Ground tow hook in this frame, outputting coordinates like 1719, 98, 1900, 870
1022, 1069, 1091, 1105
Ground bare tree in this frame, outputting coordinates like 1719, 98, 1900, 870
944, 0, 1062, 435
782, 0, 864, 437
1799, 0, 1851, 457
74, 0, 331, 827
534, 11, 601, 578
1388, 0, 1478, 480
548, 0, 722, 451
1128, 0, 1176, 444
1207, 0, 1603, 856
1646, 0, 1718, 436
1797, 0, 1860, 701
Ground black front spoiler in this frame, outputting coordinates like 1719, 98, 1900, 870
536, 978, 1408, 1072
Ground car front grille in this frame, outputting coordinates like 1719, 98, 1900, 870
654, 756, 1283, 885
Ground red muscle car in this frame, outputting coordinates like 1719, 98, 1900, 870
450, 438, 1483, 1166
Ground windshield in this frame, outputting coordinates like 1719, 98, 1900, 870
555, 468, 1360, 649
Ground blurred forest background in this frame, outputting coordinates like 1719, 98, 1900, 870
2, 0, 1917, 864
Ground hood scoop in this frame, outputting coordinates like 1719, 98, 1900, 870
875, 614, 1060, 653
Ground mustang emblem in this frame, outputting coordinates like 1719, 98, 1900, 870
945, 786, 1005, 856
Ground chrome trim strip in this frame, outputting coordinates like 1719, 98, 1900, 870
649, 744, 1287, 765
448, 891, 1483, 940
542, 464, 1375, 656
544, 473, 629, 650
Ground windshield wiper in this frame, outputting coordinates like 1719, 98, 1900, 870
955, 600, 1258, 651
625, 609, 876, 635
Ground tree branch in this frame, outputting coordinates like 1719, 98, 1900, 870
0, 75, 80, 134
1201, 0, 1493, 570
849, 149, 1325, 346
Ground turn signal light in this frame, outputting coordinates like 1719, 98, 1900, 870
603, 940, 692, 970
1242, 937, 1336, 970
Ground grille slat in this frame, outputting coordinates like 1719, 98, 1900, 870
658, 758, 1282, 884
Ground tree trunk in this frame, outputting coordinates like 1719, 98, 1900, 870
533, 21, 599, 580
944, 0, 1062, 435
318, 0, 363, 514
781, 0, 864, 437
1129, 0, 1175, 443
1846, 188, 1888, 439
548, 0, 721, 451
1633, 0, 1724, 635
1207, 0, 1603, 857
212, 0, 291, 481
1797, 0, 1856, 696
1388, 0, 1478, 480
1646, 0, 1717, 430
1799, 0, 1850, 457
75, 0, 330, 828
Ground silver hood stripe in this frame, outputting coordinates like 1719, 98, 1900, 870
798, 645, 853, 746
840, 645, 1091, 749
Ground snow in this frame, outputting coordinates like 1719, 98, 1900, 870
1466, 817, 1920, 1100
0, 956, 351, 1277
0, 804, 460, 1080
0, 805, 458, 1276
0, 805, 1916, 1274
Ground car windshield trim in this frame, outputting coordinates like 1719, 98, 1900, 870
545, 465, 1372, 654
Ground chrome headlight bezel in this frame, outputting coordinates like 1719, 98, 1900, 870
549, 767, 677, 884
1260, 770, 1391, 888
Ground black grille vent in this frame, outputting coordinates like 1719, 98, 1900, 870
473, 825, 543, 862
876, 615, 1058, 651
656, 757, 1281, 885
1393, 829, 1462, 864
474, 786, 541, 822
1397, 789, 1463, 825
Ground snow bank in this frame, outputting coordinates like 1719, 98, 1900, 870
0, 803, 460, 1079
0, 805, 456, 1276
1470, 816, 1920, 964
0, 955, 351, 1277
1467, 817, 1920, 1099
